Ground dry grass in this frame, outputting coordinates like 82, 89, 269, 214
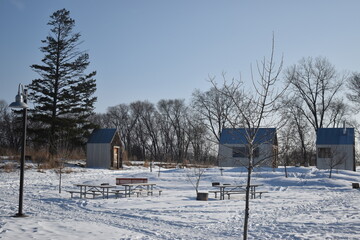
38, 159, 60, 170
143, 161, 150, 168
2, 162, 17, 172
54, 168, 74, 174
62, 148, 85, 160
29, 149, 50, 164
27, 147, 86, 170
122, 151, 130, 165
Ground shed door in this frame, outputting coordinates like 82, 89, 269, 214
113, 147, 120, 169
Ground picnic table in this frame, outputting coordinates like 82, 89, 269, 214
211, 184, 264, 200
121, 183, 157, 197
70, 183, 116, 199
68, 179, 162, 199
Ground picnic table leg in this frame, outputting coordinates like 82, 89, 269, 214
220, 187, 225, 200
124, 186, 128, 197
79, 186, 83, 198
148, 185, 153, 196
82, 186, 87, 198
79, 186, 82, 199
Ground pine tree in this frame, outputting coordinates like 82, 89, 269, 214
29, 8, 97, 156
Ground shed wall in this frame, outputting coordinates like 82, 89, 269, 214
218, 143, 275, 167
316, 144, 355, 171
86, 143, 111, 168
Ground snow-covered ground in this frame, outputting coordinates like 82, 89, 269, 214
1, 162, 360, 240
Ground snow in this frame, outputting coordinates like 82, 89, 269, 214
1, 162, 360, 240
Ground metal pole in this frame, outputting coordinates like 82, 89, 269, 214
14, 90, 27, 217
59, 164, 62, 194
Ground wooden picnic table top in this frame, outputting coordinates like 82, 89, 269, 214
213, 184, 263, 188
74, 183, 117, 188
121, 183, 156, 186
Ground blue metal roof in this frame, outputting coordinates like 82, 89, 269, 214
316, 128, 355, 145
219, 128, 277, 145
87, 128, 117, 143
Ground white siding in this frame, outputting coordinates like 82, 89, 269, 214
86, 143, 111, 168
317, 144, 354, 171
218, 143, 274, 167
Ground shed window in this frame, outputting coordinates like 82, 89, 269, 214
233, 147, 259, 158
233, 147, 246, 157
318, 147, 332, 158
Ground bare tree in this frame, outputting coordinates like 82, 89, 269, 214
186, 167, 207, 195
107, 104, 130, 131
214, 36, 285, 240
157, 109, 176, 162
192, 81, 240, 142
0, 100, 22, 153
285, 56, 345, 132
130, 101, 162, 171
347, 73, 360, 112
327, 98, 351, 128
186, 112, 215, 164
88, 113, 110, 128
0, 100, 12, 152
157, 99, 190, 163
278, 122, 295, 177
279, 96, 314, 166
130, 101, 149, 162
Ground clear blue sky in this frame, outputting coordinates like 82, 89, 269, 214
1, 0, 360, 113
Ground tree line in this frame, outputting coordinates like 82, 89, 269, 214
1, 9, 360, 167
90, 99, 215, 165
87, 57, 360, 167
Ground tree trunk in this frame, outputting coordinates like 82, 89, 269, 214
243, 164, 253, 240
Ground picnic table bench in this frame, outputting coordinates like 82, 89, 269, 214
131, 188, 163, 197
209, 190, 245, 199
66, 190, 82, 198
111, 189, 126, 198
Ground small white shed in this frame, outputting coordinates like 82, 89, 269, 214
218, 128, 278, 168
86, 128, 123, 169
316, 128, 355, 171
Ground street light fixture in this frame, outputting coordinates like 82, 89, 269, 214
9, 84, 29, 217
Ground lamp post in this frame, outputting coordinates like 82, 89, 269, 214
9, 84, 29, 218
